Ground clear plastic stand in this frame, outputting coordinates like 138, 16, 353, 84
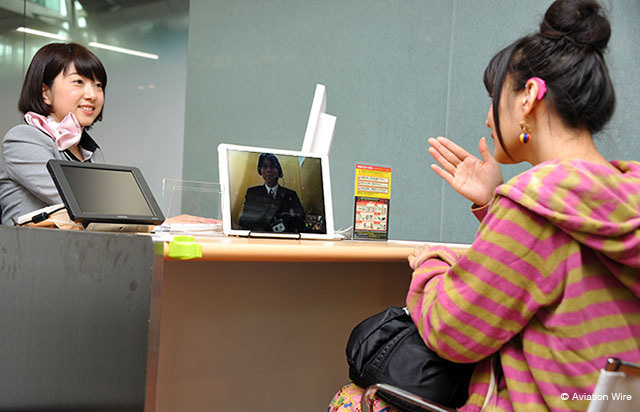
160, 179, 223, 235
162, 179, 222, 219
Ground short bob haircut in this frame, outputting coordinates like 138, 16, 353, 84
257, 153, 283, 178
18, 42, 107, 123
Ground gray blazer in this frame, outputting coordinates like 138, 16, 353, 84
0, 124, 104, 225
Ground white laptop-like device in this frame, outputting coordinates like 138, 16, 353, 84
217, 144, 334, 240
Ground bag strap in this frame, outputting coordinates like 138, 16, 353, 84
480, 356, 497, 412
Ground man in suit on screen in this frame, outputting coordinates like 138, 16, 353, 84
238, 153, 305, 233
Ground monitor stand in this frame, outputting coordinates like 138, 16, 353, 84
301, 84, 336, 156
84, 222, 153, 233
247, 231, 302, 240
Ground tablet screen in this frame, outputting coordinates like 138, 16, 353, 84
218, 144, 334, 239
47, 160, 165, 226
62, 167, 153, 215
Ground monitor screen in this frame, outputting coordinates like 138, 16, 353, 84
47, 160, 165, 226
218, 144, 334, 239
228, 150, 325, 233
62, 167, 153, 215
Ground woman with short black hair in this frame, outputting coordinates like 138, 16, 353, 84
0, 42, 106, 225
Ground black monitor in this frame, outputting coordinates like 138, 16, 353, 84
47, 160, 165, 228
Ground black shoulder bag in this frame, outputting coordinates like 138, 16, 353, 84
346, 306, 475, 411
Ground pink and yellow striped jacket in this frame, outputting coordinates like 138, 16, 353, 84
407, 159, 640, 412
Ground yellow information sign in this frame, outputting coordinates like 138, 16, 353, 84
353, 163, 391, 240
354, 164, 392, 199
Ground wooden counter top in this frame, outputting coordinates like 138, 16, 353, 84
160, 235, 470, 263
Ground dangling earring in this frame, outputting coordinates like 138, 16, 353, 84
519, 119, 531, 144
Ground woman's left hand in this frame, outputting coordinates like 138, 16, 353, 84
408, 245, 434, 270
428, 136, 503, 207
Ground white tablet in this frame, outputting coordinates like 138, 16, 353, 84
218, 144, 334, 239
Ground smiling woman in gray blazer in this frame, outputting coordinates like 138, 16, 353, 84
0, 43, 106, 225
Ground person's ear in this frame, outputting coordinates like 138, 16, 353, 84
42, 83, 53, 106
522, 78, 542, 117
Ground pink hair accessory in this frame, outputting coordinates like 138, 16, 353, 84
24, 111, 82, 151
528, 77, 547, 100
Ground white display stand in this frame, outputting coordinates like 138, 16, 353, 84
301, 84, 337, 156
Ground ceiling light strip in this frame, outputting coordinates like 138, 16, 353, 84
88, 42, 159, 60
15, 27, 159, 60
16, 27, 70, 41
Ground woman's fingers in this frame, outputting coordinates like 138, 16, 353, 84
478, 136, 495, 163
409, 246, 429, 270
437, 136, 472, 161
429, 137, 463, 167
427, 137, 462, 189
408, 248, 417, 269
409, 245, 433, 270
430, 164, 455, 187
428, 146, 457, 176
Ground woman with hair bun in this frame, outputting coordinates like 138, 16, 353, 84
329, 0, 640, 411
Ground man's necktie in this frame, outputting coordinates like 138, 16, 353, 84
269, 189, 276, 199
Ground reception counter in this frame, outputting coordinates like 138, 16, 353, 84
0, 226, 468, 412
145, 236, 468, 412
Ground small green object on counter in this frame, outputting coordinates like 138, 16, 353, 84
168, 235, 203, 260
